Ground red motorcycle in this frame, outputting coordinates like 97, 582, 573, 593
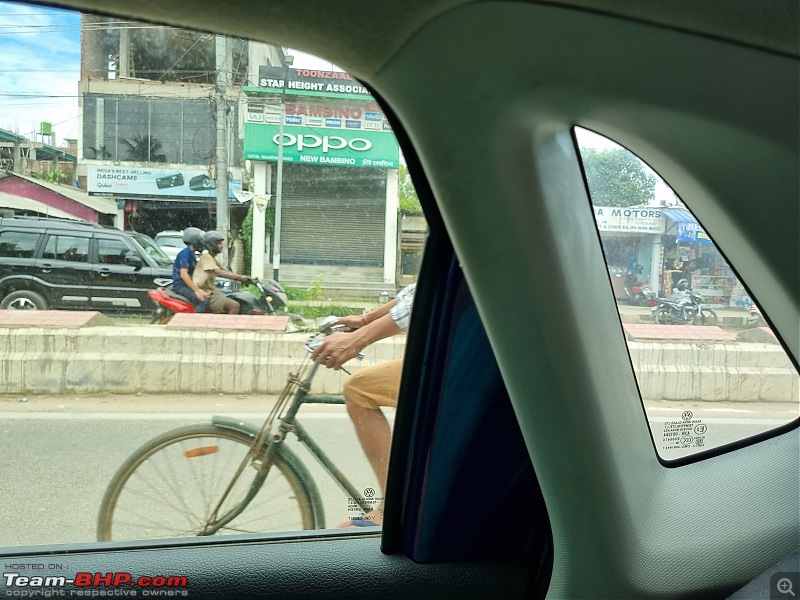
148, 278, 289, 324
624, 267, 656, 306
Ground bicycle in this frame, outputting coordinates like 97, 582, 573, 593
96, 317, 375, 541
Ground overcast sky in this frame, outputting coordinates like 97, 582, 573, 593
0, 1, 334, 146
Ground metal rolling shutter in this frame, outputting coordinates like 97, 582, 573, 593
278, 165, 385, 266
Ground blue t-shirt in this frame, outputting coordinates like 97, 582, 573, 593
172, 246, 197, 285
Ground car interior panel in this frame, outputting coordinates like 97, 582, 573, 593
1, 0, 797, 598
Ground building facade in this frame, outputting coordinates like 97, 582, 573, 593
77, 16, 286, 241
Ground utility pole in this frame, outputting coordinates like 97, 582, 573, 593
273, 96, 285, 282
214, 35, 230, 266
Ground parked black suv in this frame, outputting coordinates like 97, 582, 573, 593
0, 217, 173, 313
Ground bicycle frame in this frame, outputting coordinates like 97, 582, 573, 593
202, 343, 375, 534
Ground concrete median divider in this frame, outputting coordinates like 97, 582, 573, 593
0, 325, 406, 395
0, 318, 795, 403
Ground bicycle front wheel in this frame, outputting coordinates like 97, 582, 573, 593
97, 424, 319, 541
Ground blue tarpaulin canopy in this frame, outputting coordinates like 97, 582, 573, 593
661, 208, 698, 223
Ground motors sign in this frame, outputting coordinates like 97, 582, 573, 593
592, 206, 666, 234
244, 123, 399, 168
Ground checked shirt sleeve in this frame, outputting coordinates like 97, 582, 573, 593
389, 283, 416, 333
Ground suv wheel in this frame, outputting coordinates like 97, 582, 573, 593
1, 290, 48, 310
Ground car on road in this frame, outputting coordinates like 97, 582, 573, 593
0, 216, 173, 312
153, 230, 184, 261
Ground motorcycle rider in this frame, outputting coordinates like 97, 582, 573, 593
672, 277, 691, 299
624, 264, 644, 297
194, 230, 252, 314
172, 227, 207, 309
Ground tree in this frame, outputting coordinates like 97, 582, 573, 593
87, 145, 112, 160
122, 134, 167, 162
398, 164, 421, 213
580, 147, 657, 207
34, 169, 72, 185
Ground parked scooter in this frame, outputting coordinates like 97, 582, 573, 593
623, 265, 655, 306
651, 279, 718, 325
148, 277, 292, 324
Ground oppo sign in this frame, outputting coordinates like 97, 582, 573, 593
273, 132, 372, 153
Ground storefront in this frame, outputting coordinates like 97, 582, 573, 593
661, 208, 740, 306
86, 165, 244, 238
593, 205, 666, 299
243, 66, 400, 289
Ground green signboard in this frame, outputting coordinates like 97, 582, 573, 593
244, 123, 399, 169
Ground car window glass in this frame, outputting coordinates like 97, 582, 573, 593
97, 237, 131, 264
575, 127, 799, 461
132, 233, 172, 267
0, 2, 423, 549
44, 234, 90, 262
0, 231, 39, 258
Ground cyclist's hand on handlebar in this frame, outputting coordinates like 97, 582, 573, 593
311, 331, 363, 371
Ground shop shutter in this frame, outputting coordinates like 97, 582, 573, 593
280, 195, 384, 266
276, 165, 386, 266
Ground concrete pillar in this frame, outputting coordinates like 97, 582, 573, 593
651, 236, 662, 297
383, 168, 399, 285
252, 161, 268, 279
119, 27, 129, 77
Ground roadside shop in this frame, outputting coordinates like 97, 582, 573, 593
242, 66, 400, 292
593, 205, 666, 298
660, 207, 741, 306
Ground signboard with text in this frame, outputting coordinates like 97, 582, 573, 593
258, 66, 372, 97
676, 222, 713, 244
244, 123, 399, 168
593, 206, 665, 234
87, 166, 242, 199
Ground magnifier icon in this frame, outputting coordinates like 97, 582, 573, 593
777, 578, 796, 597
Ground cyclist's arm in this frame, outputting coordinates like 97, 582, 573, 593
338, 299, 397, 329
312, 312, 401, 370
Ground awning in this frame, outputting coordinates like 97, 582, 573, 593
0, 192, 82, 220
661, 208, 698, 223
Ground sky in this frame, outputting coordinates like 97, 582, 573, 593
0, 1, 675, 203
0, 1, 82, 143
0, 1, 332, 147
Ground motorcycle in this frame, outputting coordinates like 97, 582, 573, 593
651, 290, 718, 325
148, 277, 292, 324
622, 266, 655, 306
745, 300, 764, 327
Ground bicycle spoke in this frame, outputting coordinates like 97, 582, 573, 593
99, 426, 316, 541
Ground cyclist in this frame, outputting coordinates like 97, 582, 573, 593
310, 283, 415, 527
172, 227, 207, 309
193, 230, 252, 314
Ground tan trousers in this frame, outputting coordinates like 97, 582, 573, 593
343, 358, 403, 409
